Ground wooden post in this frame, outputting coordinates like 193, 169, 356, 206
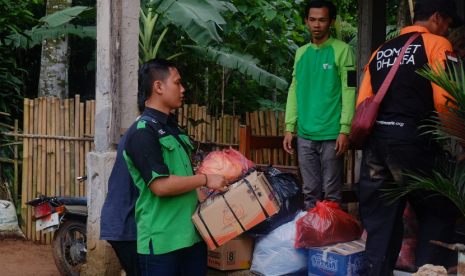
219, 117, 223, 144
32, 99, 39, 242
13, 119, 18, 204
70, 99, 75, 197
250, 111, 257, 135
206, 115, 212, 143
202, 106, 207, 143
80, 103, 85, 197
55, 99, 61, 196
51, 98, 57, 198
183, 104, 188, 128
270, 110, 278, 165
27, 99, 34, 239
85, 101, 91, 183
90, 100, 95, 152
245, 112, 250, 126
239, 125, 251, 159
74, 95, 80, 197
64, 99, 70, 197
60, 101, 66, 196
21, 99, 29, 236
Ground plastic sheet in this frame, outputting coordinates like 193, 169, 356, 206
196, 147, 254, 182
295, 200, 362, 248
246, 166, 302, 236
250, 212, 308, 276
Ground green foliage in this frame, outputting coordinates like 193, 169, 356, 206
184, 45, 288, 90
0, 0, 39, 117
383, 62, 465, 215
139, 0, 290, 109
1, 6, 96, 49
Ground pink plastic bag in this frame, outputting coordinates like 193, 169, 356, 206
196, 147, 255, 182
295, 201, 362, 248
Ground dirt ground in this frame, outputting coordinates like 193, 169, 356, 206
0, 238, 60, 276
0, 238, 253, 276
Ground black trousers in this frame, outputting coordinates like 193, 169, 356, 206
356, 138, 457, 276
108, 240, 141, 276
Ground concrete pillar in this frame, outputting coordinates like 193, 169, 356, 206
357, 0, 386, 81
354, 0, 386, 183
82, 0, 139, 274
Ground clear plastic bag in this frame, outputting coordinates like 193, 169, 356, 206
196, 147, 254, 182
250, 212, 308, 276
295, 200, 362, 248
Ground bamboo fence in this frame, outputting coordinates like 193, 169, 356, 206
18, 96, 95, 244
2, 99, 354, 244
172, 106, 353, 183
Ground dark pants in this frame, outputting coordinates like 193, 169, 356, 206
139, 241, 207, 276
108, 240, 141, 276
357, 138, 457, 276
297, 137, 344, 210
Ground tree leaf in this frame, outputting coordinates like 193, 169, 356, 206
206, 0, 238, 13
151, 0, 227, 47
236, 5, 248, 14
184, 45, 288, 90
2, 25, 96, 48
264, 9, 277, 20
40, 6, 95, 27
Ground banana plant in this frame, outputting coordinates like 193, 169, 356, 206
0, 6, 96, 49
139, 0, 288, 91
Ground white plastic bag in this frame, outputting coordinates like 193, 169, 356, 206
250, 211, 308, 276
0, 200, 25, 239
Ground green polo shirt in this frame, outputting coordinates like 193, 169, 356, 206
123, 107, 201, 255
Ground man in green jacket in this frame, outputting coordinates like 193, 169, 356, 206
283, 0, 356, 210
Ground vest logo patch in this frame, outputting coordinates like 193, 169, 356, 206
446, 51, 458, 63
323, 63, 333, 69
158, 129, 166, 135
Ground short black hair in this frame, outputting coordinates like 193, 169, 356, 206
304, 0, 337, 21
137, 90, 146, 114
138, 58, 176, 102
413, 11, 450, 23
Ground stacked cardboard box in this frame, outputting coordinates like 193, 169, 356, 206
308, 239, 368, 276
192, 171, 281, 250
207, 234, 254, 271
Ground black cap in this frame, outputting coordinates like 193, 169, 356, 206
414, 0, 464, 28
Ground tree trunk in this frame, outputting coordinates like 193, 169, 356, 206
38, 0, 72, 99
397, 0, 411, 29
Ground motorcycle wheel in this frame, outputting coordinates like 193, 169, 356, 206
52, 219, 87, 276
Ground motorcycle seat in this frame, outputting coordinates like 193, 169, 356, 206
56, 197, 87, 206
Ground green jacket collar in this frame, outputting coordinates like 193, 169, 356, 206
310, 36, 334, 50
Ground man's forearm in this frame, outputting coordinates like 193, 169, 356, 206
150, 174, 205, 197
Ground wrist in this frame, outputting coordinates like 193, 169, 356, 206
201, 173, 208, 188
339, 132, 349, 136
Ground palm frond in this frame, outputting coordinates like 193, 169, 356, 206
416, 61, 465, 142
382, 162, 465, 216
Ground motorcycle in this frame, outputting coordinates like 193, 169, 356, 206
26, 175, 88, 276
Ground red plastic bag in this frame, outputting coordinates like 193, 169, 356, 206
396, 237, 417, 271
295, 201, 362, 248
196, 147, 255, 181
396, 203, 418, 271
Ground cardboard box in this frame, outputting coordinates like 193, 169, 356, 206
308, 239, 368, 276
207, 234, 254, 270
192, 171, 281, 250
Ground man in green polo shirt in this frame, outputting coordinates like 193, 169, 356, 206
283, 0, 356, 210
123, 58, 228, 275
